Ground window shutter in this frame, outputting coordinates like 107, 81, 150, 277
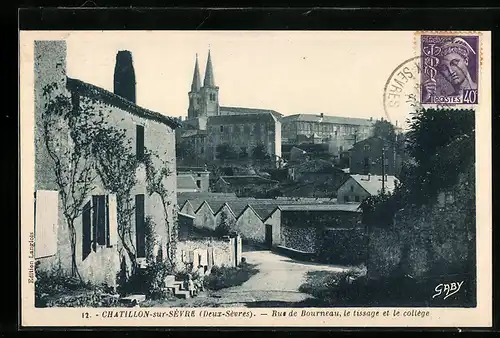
135, 194, 146, 258
94, 195, 106, 246
92, 196, 98, 252
82, 200, 92, 260
34, 190, 59, 259
107, 194, 118, 247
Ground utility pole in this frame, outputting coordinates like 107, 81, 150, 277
381, 145, 386, 194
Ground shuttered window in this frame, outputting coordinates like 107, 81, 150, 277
106, 194, 118, 247
34, 190, 59, 259
82, 200, 92, 260
83, 194, 118, 260
135, 194, 146, 258
136, 125, 145, 161
92, 195, 106, 250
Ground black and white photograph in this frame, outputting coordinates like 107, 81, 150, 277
20, 29, 492, 327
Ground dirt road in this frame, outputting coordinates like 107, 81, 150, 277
209, 250, 349, 306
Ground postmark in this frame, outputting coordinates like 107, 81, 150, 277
420, 34, 479, 105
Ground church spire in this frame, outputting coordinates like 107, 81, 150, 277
203, 49, 215, 87
191, 53, 201, 92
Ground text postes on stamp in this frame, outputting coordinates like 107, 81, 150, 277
420, 35, 479, 105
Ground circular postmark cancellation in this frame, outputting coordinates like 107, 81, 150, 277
383, 55, 457, 130
383, 56, 423, 129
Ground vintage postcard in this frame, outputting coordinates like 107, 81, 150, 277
19, 30, 492, 328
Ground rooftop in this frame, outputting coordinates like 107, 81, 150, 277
178, 195, 339, 220
350, 174, 399, 196
207, 112, 278, 125
281, 114, 375, 126
218, 175, 279, 186
220, 106, 283, 119
176, 174, 200, 191
278, 204, 362, 212
66, 77, 181, 129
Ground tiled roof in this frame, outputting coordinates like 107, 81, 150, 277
176, 174, 199, 191
219, 175, 279, 186
178, 196, 339, 220
207, 112, 278, 125
220, 106, 283, 119
281, 114, 375, 126
278, 204, 362, 212
66, 77, 181, 129
350, 174, 399, 196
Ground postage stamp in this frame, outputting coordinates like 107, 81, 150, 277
420, 34, 479, 105
19, 29, 492, 328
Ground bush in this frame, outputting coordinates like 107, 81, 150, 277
35, 261, 118, 308
118, 260, 175, 300
203, 262, 259, 291
298, 267, 366, 306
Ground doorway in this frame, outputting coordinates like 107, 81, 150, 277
265, 224, 273, 249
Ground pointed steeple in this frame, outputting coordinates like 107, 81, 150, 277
203, 49, 215, 87
191, 53, 201, 92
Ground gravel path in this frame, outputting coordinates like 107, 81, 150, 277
210, 250, 349, 305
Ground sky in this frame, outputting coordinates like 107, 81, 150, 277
42, 31, 418, 125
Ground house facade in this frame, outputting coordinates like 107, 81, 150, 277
34, 40, 180, 286
336, 174, 399, 203
348, 136, 401, 176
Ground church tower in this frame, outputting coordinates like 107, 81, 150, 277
187, 54, 202, 119
200, 49, 220, 116
187, 49, 220, 119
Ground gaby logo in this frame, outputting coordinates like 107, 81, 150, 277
432, 281, 464, 300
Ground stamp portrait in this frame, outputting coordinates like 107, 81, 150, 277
420, 35, 479, 105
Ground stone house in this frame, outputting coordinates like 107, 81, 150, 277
34, 40, 180, 286
265, 204, 365, 263
336, 174, 399, 203
348, 136, 402, 176
177, 195, 340, 247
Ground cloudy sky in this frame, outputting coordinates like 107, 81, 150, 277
24, 31, 419, 126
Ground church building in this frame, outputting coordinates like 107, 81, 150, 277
177, 50, 282, 166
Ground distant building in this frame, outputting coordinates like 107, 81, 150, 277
280, 113, 376, 157
177, 51, 282, 167
213, 175, 279, 196
348, 136, 401, 176
177, 167, 210, 193
177, 174, 202, 193
336, 174, 399, 203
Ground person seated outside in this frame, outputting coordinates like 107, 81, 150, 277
186, 274, 196, 297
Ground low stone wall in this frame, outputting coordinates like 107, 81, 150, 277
174, 236, 242, 274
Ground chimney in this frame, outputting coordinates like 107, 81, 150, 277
367, 173, 371, 181
370, 117, 373, 121
113, 50, 136, 103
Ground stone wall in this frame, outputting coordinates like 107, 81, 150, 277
318, 228, 367, 265
174, 237, 241, 273
279, 210, 363, 257
234, 206, 265, 243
